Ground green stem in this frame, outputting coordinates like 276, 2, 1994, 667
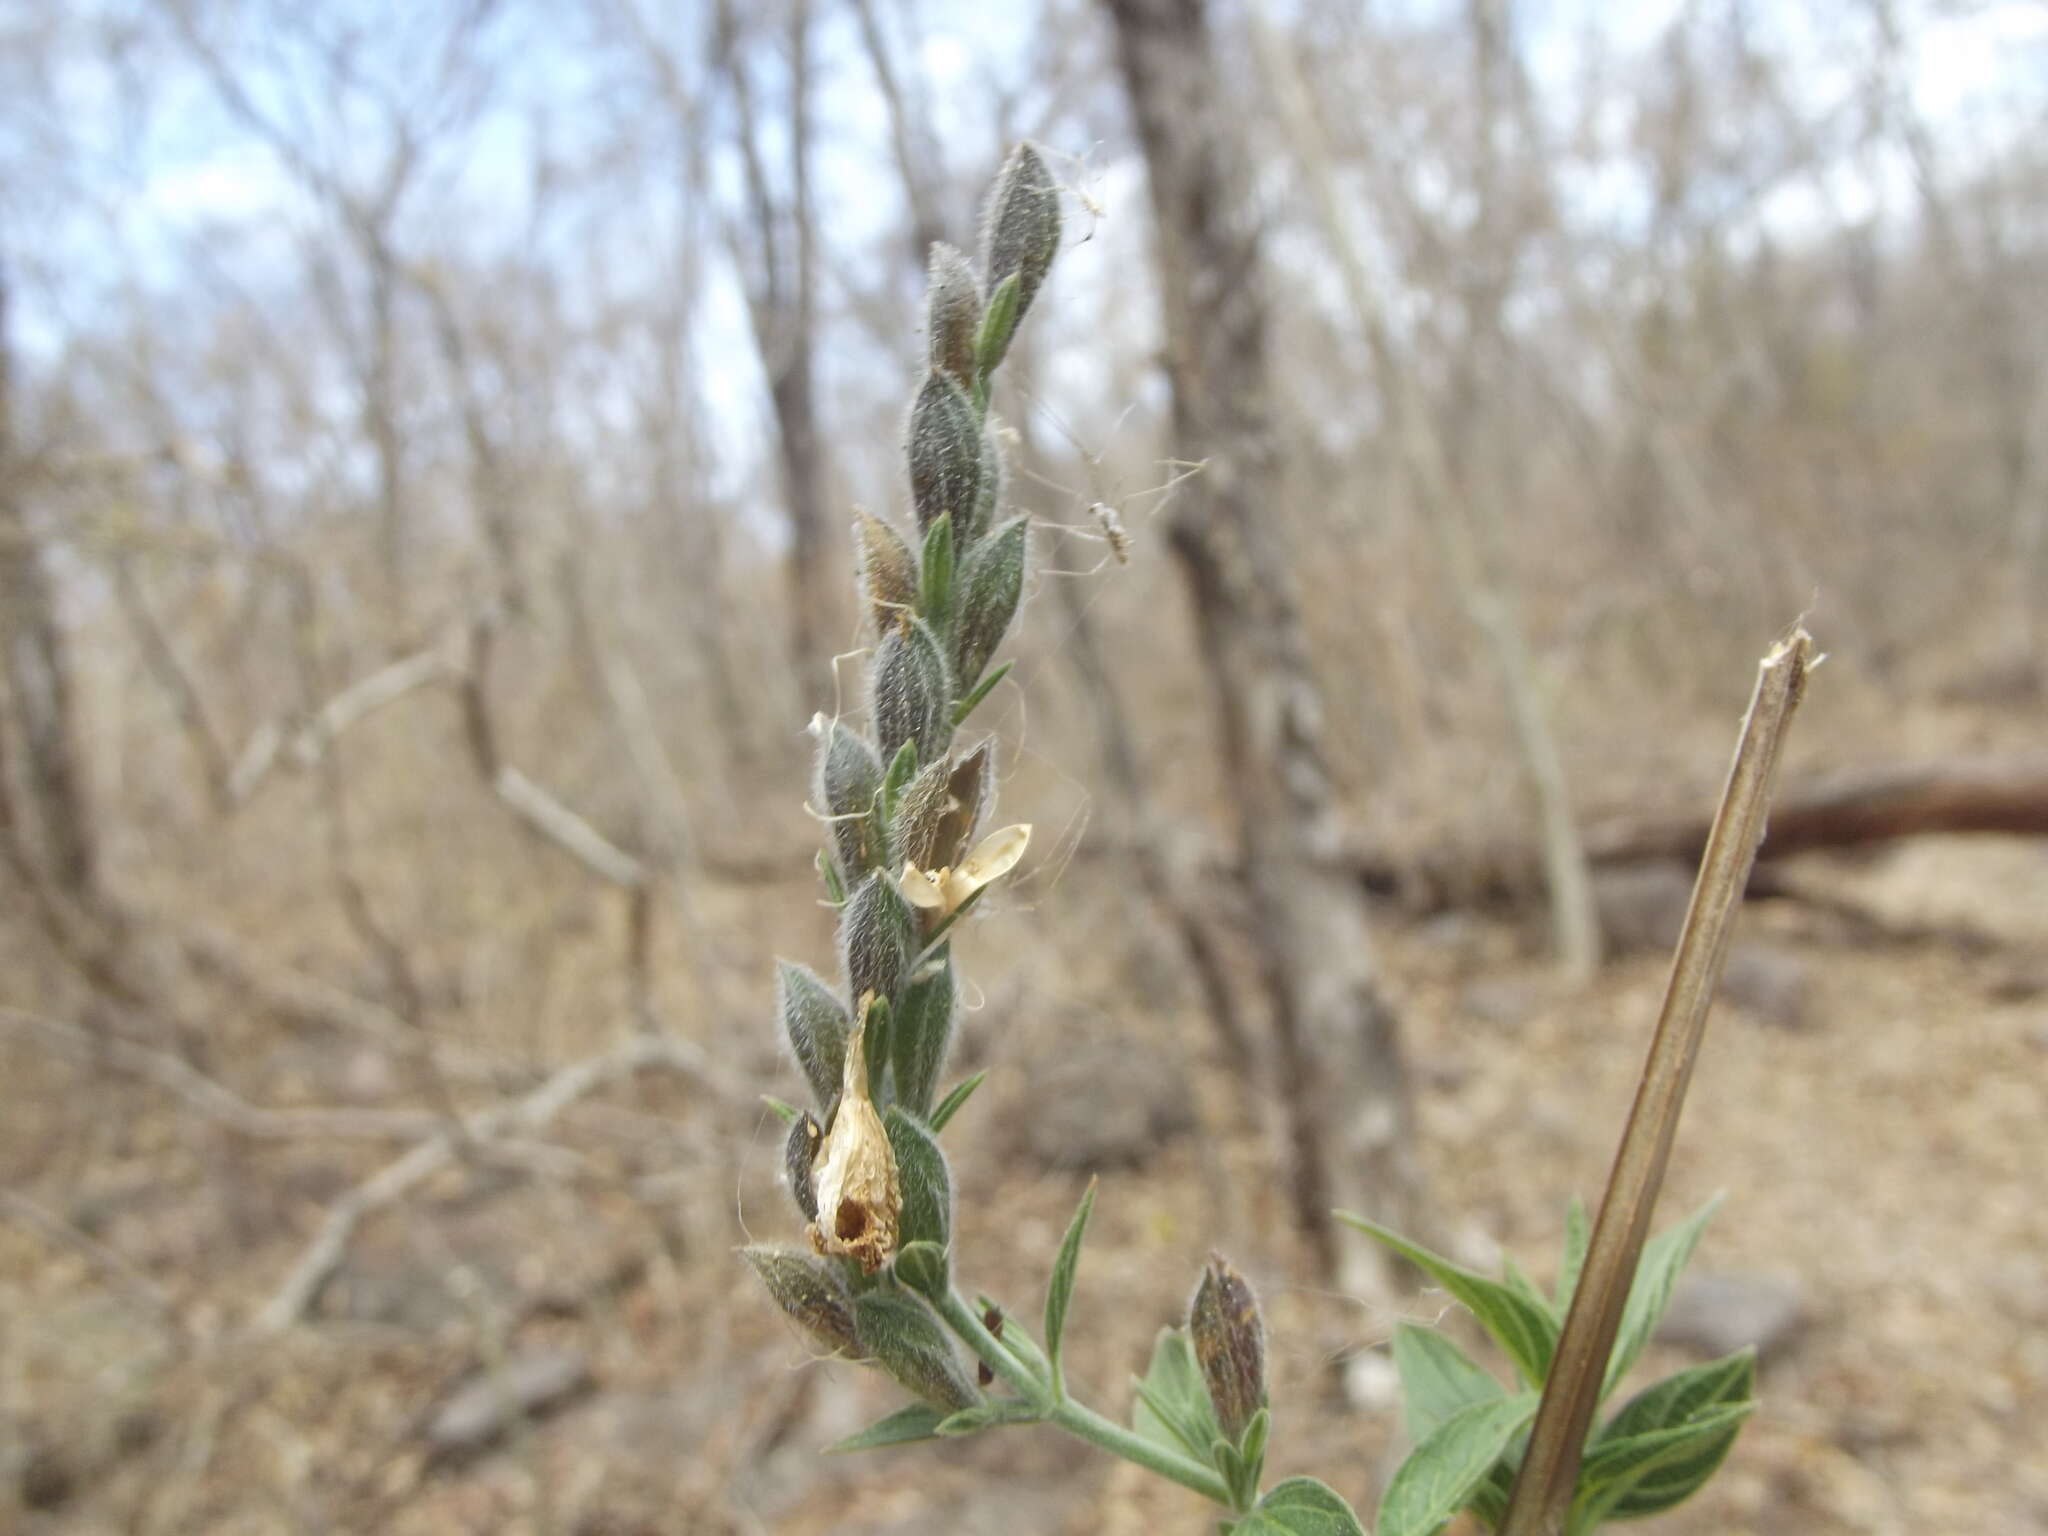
935, 1287, 1042, 1405
936, 1288, 1232, 1507
1047, 1396, 1234, 1506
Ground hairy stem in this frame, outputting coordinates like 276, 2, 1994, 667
937, 1288, 1233, 1506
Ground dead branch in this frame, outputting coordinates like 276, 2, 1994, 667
0, 1188, 185, 1332
226, 635, 459, 807
2, 1005, 442, 1141
1586, 754, 2048, 863
252, 1033, 726, 1334
493, 766, 647, 889
175, 919, 518, 1085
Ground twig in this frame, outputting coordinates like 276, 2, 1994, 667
493, 766, 647, 889
226, 635, 457, 806
1, 1005, 443, 1141
1498, 628, 1815, 1536
0, 1188, 184, 1331
252, 1033, 728, 1334
176, 919, 519, 1085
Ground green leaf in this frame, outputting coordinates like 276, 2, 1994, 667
1043, 1178, 1098, 1398
952, 515, 1028, 692
1229, 1477, 1368, 1536
878, 738, 918, 830
893, 1240, 949, 1301
760, 1094, 802, 1127
919, 510, 956, 633
975, 271, 1022, 383
1390, 1323, 1506, 1443
1469, 1460, 1516, 1529
1239, 1406, 1272, 1499
816, 848, 845, 906
1130, 1327, 1223, 1466
1602, 1197, 1721, 1397
883, 1106, 952, 1263
1376, 1393, 1540, 1536
826, 1402, 949, 1453
1503, 1253, 1548, 1314
1587, 1349, 1755, 1523
927, 1070, 987, 1133
951, 658, 1013, 726
1556, 1194, 1590, 1315
1338, 1214, 1560, 1389
1570, 1401, 1755, 1532
890, 949, 957, 1117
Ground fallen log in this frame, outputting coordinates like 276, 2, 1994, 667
1584, 755, 2048, 865
1349, 755, 2048, 914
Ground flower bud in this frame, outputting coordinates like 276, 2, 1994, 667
840, 872, 916, 1018
907, 370, 983, 535
813, 717, 886, 882
977, 143, 1060, 369
776, 961, 849, 1112
926, 242, 982, 389
853, 1289, 980, 1411
873, 616, 953, 768
743, 1246, 861, 1357
785, 1109, 824, 1220
1190, 1254, 1266, 1445
855, 511, 917, 636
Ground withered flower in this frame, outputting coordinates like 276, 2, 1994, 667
807, 995, 900, 1272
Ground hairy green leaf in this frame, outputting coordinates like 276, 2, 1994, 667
1043, 1178, 1097, 1398
1390, 1322, 1506, 1443
1338, 1213, 1560, 1389
1376, 1393, 1540, 1536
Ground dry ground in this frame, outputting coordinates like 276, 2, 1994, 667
4, 645, 2046, 1535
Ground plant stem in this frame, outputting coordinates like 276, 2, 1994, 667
1048, 1395, 1235, 1506
1498, 628, 1815, 1536
936, 1286, 1042, 1404
937, 1288, 1233, 1506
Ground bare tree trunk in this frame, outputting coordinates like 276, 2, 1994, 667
719, 0, 832, 685
1103, 0, 1423, 1293
0, 258, 98, 898
1253, 11, 1600, 980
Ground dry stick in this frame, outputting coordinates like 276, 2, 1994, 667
0, 1188, 184, 1330
226, 634, 458, 807
252, 1032, 731, 1334
1, 1005, 441, 1141
1498, 628, 1815, 1536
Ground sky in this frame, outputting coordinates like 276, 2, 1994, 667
6, 0, 2044, 527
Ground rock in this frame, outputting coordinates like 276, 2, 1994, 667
1719, 941, 1812, 1029
1656, 1270, 1808, 1362
424, 1348, 593, 1460
1593, 863, 1697, 956
1006, 1035, 1194, 1173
